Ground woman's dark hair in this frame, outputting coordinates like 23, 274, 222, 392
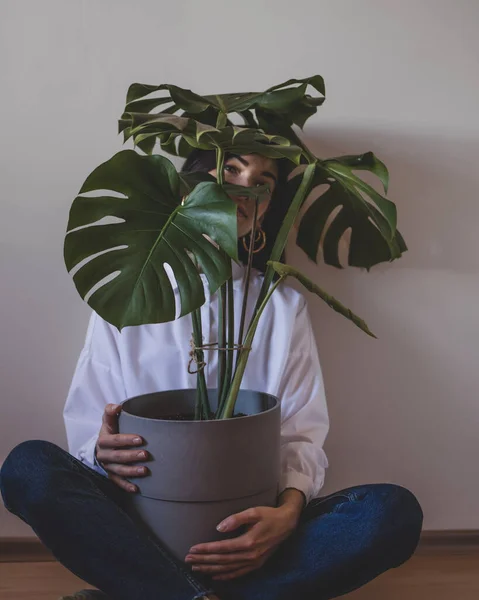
181, 149, 293, 273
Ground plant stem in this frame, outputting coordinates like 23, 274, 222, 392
191, 309, 210, 420
217, 275, 235, 416
220, 165, 317, 420
228, 277, 235, 372
219, 277, 284, 419
217, 282, 227, 406
214, 146, 228, 412
227, 275, 235, 384
216, 110, 227, 129
216, 147, 225, 182
235, 198, 259, 371
252, 163, 317, 323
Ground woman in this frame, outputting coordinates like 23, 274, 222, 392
0, 150, 423, 600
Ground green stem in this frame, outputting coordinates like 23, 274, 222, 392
220, 165, 317, 420
252, 163, 317, 322
216, 145, 225, 184
191, 309, 210, 420
227, 275, 235, 384
219, 277, 284, 419
217, 275, 235, 416
217, 282, 227, 404
216, 110, 227, 129
235, 198, 259, 371
214, 145, 228, 413
228, 277, 235, 376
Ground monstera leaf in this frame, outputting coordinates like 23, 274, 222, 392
295, 152, 407, 269
122, 76, 325, 124
119, 113, 303, 164
64, 150, 238, 330
268, 262, 375, 337
119, 77, 325, 158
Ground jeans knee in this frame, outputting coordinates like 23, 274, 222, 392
376, 484, 423, 561
0, 440, 64, 515
384, 484, 423, 528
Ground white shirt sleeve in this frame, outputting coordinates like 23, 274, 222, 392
63, 312, 126, 476
277, 297, 330, 504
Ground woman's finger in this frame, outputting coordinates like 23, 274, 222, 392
101, 404, 122, 434
217, 507, 264, 533
97, 448, 148, 464
191, 561, 251, 575
104, 463, 149, 478
98, 433, 143, 449
189, 534, 255, 555
108, 473, 137, 493
186, 552, 255, 565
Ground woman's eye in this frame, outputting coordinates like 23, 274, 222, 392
224, 165, 237, 174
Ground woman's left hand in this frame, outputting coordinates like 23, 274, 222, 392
184, 504, 301, 581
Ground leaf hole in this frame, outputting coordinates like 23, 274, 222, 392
163, 262, 182, 320
296, 183, 330, 228
80, 190, 127, 199
67, 216, 124, 234
69, 246, 127, 277
230, 113, 246, 126
338, 227, 352, 268
85, 270, 121, 303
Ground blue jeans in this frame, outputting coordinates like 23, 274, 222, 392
0, 440, 423, 600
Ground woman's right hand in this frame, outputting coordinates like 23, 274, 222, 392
95, 403, 149, 493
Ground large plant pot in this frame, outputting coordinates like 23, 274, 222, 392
118, 389, 281, 561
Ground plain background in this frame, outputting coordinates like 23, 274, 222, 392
1, 0, 478, 536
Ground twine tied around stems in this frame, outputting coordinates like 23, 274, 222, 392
188, 336, 252, 374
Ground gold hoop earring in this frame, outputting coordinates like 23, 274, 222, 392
242, 227, 266, 254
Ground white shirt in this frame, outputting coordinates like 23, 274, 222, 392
63, 262, 330, 503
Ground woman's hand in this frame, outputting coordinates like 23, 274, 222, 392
184, 498, 302, 581
95, 403, 149, 493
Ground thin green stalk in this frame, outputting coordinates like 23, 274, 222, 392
191, 309, 210, 420
220, 276, 235, 409
217, 282, 227, 404
219, 277, 284, 419
216, 148, 225, 181
213, 145, 229, 412
216, 110, 227, 129
252, 163, 317, 322
235, 198, 259, 371
226, 275, 235, 384
194, 374, 201, 420
220, 165, 317, 420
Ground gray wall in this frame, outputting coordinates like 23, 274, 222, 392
1, 0, 478, 535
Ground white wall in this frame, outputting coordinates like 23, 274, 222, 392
1, 0, 478, 535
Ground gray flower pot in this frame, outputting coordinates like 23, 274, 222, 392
118, 389, 281, 561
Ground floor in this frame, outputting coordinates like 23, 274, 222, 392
1, 549, 478, 600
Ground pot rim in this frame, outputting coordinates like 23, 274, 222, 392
120, 388, 280, 424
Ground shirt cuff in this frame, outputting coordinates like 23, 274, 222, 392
77, 433, 108, 477
93, 450, 108, 478
279, 469, 315, 505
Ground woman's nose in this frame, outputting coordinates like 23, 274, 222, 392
234, 173, 255, 188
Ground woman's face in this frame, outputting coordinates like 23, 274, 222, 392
208, 153, 278, 238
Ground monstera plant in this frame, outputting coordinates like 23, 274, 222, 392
64, 75, 406, 421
